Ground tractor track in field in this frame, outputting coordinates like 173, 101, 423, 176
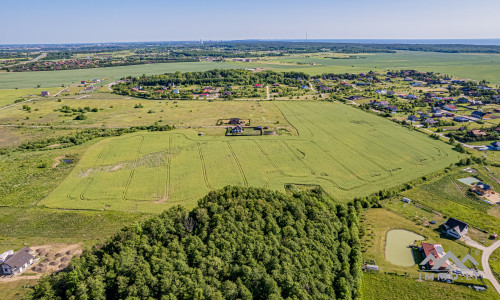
122, 136, 144, 201
197, 143, 213, 190
227, 142, 249, 187
277, 103, 310, 137
155, 136, 172, 204
282, 141, 316, 175
253, 140, 285, 175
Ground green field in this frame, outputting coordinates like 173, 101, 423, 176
2, 51, 500, 89
0, 87, 61, 107
40, 102, 460, 213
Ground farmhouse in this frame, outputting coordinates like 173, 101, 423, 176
420, 242, 449, 270
1, 247, 34, 275
443, 218, 468, 239
41, 91, 50, 97
230, 125, 243, 134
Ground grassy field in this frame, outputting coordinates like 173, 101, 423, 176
0, 279, 38, 300
2, 51, 500, 89
39, 101, 460, 213
0, 94, 295, 132
0, 87, 61, 107
362, 273, 498, 300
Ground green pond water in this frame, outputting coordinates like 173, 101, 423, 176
385, 229, 424, 266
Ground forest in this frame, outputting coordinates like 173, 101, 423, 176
28, 186, 363, 300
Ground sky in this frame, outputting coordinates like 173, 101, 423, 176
1, 0, 500, 44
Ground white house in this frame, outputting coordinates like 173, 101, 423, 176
1, 247, 34, 275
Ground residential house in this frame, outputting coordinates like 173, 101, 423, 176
41, 91, 50, 97
420, 243, 449, 270
469, 130, 487, 137
411, 82, 422, 87
471, 111, 486, 119
423, 118, 438, 126
254, 84, 263, 88
173, 89, 180, 94
431, 107, 442, 114
473, 182, 491, 196
376, 90, 387, 94
404, 77, 413, 81
453, 116, 470, 122
457, 97, 469, 104
229, 118, 241, 125
301, 85, 309, 89
347, 95, 362, 100
230, 125, 243, 134
490, 141, 500, 151
319, 85, 331, 91
1, 247, 34, 275
442, 104, 458, 112
388, 105, 398, 113
356, 82, 371, 86
387, 91, 396, 96
408, 115, 419, 122
443, 218, 469, 239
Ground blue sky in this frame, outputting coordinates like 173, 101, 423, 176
1, 0, 499, 44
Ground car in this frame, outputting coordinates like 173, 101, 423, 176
453, 270, 462, 274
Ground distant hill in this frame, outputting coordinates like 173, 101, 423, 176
27, 186, 362, 299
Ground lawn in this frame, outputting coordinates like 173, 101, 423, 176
2, 51, 500, 89
40, 101, 460, 213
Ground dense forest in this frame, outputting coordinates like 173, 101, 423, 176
28, 186, 363, 299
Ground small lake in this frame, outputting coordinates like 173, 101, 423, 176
385, 229, 424, 266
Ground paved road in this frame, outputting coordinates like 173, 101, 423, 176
7, 52, 47, 67
463, 237, 500, 295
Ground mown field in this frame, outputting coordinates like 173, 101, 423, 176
0, 87, 61, 107
1, 51, 500, 89
40, 102, 460, 213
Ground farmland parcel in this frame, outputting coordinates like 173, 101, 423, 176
41, 102, 460, 213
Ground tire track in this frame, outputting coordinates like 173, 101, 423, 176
253, 140, 285, 175
198, 143, 213, 190
122, 136, 144, 201
282, 141, 316, 175
227, 141, 248, 187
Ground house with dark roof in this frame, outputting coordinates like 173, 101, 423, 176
471, 111, 486, 119
347, 95, 362, 100
228, 118, 241, 125
489, 141, 500, 151
473, 182, 491, 196
442, 105, 458, 112
230, 125, 243, 134
423, 118, 437, 126
453, 116, 470, 123
408, 115, 419, 122
443, 218, 468, 239
1, 247, 34, 275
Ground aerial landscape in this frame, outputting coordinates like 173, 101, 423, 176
1, 1, 500, 299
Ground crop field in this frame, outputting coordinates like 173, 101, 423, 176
40, 102, 460, 213
2, 51, 500, 89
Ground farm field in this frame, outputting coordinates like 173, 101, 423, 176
41, 101, 460, 213
2, 51, 500, 89
0, 87, 61, 107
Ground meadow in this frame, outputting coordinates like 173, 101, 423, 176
40, 101, 460, 213
0, 87, 61, 107
2, 51, 500, 89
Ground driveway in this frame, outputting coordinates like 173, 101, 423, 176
463, 237, 500, 295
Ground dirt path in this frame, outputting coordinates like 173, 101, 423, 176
463, 237, 500, 295
308, 82, 316, 93
266, 86, 270, 100
52, 156, 66, 168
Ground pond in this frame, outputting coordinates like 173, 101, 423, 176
385, 229, 424, 266
62, 159, 73, 164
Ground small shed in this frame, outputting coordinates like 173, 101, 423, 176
402, 197, 411, 203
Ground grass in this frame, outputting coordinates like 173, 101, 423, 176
0, 279, 38, 300
491, 247, 500, 283
2, 51, 500, 89
39, 101, 460, 213
362, 273, 499, 300
0, 95, 295, 132
0, 87, 61, 107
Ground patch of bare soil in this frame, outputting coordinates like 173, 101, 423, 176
52, 156, 65, 168
46, 144, 61, 148
80, 168, 93, 178
111, 164, 122, 171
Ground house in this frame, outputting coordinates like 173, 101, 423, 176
404, 77, 413, 81
443, 218, 469, 239
411, 82, 422, 87
230, 125, 243, 134
319, 85, 331, 91
408, 115, 419, 122
423, 118, 437, 126
474, 182, 491, 196
376, 90, 387, 94
420, 243, 449, 270
41, 91, 50, 97
81, 81, 86, 84
173, 89, 180, 94
489, 141, 500, 151
254, 84, 263, 88
442, 104, 458, 112
471, 111, 486, 119
203, 87, 214, 93
387, 91, 396, 96
431, 107, 442, 114
347, 95, 362, 100
228, 118, 241, 125
407, 94, 418, 100
388, 105, 398, 113
457, 97, 469, 104
469, 130, 487, 137
301, 85, 309, 89
453, 116, 470, 123
1, 247, 34, 275
356, 82, 371, 86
